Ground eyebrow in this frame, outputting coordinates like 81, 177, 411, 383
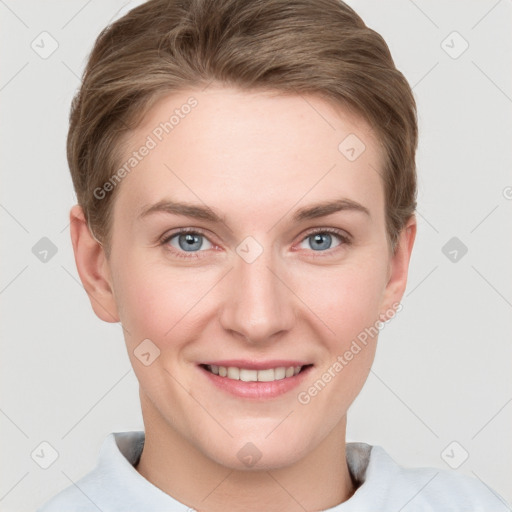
137, 198, 370, 224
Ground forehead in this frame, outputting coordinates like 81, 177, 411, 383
113, 86, 385, 229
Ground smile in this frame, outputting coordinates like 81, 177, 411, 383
198, 362, 314, 399
203, 364, 309, 382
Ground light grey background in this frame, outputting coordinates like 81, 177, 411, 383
1, 1, 511, 510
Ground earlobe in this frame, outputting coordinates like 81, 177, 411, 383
69, 204, 120, 323
380, 216, 417, 315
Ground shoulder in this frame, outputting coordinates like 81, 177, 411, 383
36, 431, 188, 511
369, 445, 510, 511
36, 472, 102, 512
36, 431, 143, 512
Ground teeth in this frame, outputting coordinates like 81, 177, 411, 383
227, 367, 239, 379
274, 367, 286, 380
206, 365, 304, 382
240, 369, 258, 382
257, 368, 275, 382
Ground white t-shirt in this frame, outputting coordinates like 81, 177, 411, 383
37, 431, 510, 511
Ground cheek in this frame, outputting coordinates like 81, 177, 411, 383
301, 256, 389, 344
112, 255, 217, 345
293, 260, 387, 421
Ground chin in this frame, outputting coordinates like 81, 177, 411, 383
201, 433, 311, 471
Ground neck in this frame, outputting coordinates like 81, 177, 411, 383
135, 393, 356, 512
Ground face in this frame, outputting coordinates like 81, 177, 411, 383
81, 86, 414, 470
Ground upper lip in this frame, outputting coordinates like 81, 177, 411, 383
199, 359, 312, 370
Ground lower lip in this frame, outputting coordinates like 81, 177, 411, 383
198, 365, 313, 400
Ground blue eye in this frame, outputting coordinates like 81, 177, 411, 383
302, 228, 350, 252
160, 227, 350, 260
306, 233, 333, 251
160, 229, 213, 259
166, 231, 212, 252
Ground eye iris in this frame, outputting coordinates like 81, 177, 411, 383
310, 233, 332, 251
179, 233, 202, 251
172, 231, 340, 254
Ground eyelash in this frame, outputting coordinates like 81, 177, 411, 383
159, 227, 352, 260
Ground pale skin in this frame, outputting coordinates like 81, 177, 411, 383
70, 86, 416, 511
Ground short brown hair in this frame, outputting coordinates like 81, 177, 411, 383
67, 0, 417, 257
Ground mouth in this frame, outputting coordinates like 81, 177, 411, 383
197, 362, 314, 399
200, 363, 313, 382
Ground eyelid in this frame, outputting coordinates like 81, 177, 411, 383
159, 227, 213, 243
159, 227, 216, 259
159, 226, 351, 258
302, 226, 352, 244
295, 227, 352, 258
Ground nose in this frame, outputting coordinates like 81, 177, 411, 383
219, 241, 296, 345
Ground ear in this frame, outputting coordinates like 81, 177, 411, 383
69, 204, 120, 323
379, 216, 417, 317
